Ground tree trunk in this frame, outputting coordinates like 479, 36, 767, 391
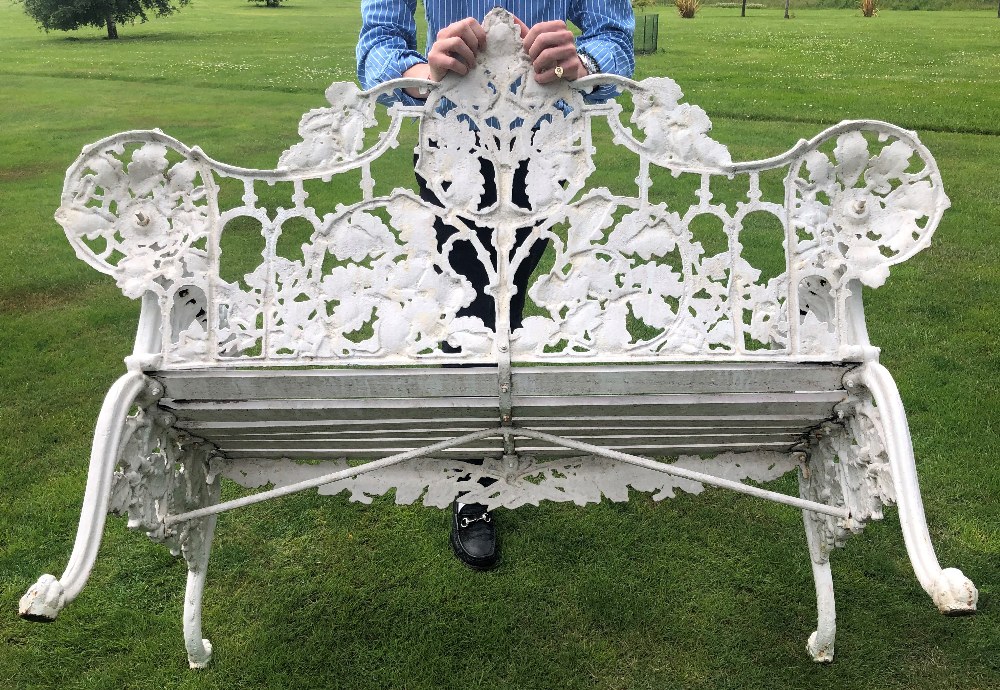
784, 0, 790, 19
106, 16, 119, 40
742, 0, 747, 16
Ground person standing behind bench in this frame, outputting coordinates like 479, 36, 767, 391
357, 0, 635, 570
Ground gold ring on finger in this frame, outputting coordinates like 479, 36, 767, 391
554, 65, 564, 78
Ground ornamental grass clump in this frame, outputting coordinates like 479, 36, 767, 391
861, 0, 878, 16
676, 0, 700, 18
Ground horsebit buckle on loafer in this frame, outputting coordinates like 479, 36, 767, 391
460, 512, 492, 528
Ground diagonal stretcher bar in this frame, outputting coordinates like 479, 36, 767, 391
163, 426, 850, 527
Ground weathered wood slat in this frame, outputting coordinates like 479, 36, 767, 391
222, 440, 797, 460
161, 397, 500, 422
511, 392, 844, 417
177, 414, 816, 433
156, 367, 500, 401
168, 405, 836, 424
176, 414, 825, 433
162, 391, 844, 423
196, 424, 812, 440
212, 431, 802, 452
511, 364, 850, 396
154, 363, 851, 401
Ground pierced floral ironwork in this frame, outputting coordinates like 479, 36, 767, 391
223, 451, 800, 510
798, 379, 897, 561
109, 398, 223, 562
54, 12, 947, 370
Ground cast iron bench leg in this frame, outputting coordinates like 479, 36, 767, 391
802, 501, 837, 663
19, 373, 153, 622
859, 364, 978, 615
182, 511, 218, 669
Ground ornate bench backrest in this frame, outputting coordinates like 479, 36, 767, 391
57, 9, 948, 372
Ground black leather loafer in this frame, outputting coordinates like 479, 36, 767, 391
450, 502, 499, 570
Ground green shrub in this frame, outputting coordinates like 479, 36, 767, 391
675, 0, 701, 17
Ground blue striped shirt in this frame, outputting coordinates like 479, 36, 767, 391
357, 0, 634, 105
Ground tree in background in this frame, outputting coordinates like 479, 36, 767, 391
18, 0, 190, 40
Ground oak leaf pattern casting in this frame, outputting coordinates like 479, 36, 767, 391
55, 9, 947, 370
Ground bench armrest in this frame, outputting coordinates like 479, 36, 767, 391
788, 122, 949, 290
56, 131, 216, 301
782, 122, 949, 359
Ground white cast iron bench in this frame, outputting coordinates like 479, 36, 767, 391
20, 9, 978, 668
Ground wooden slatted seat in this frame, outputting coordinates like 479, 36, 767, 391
158, 364, 849, 459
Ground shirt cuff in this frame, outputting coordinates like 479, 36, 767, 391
576, 41, 625, 103
374, 54, 430, 107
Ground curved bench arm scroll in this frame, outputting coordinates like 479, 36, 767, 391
788, 122, 949, 291
56, 132, 218, 300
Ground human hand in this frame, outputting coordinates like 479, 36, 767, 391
402, 18, 486, 98
522, 20, 587, 84
427, 17, 488, 81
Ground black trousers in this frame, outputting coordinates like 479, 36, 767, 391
415, 155, 549, 335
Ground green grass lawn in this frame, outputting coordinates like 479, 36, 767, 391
1, 3, 998, 688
